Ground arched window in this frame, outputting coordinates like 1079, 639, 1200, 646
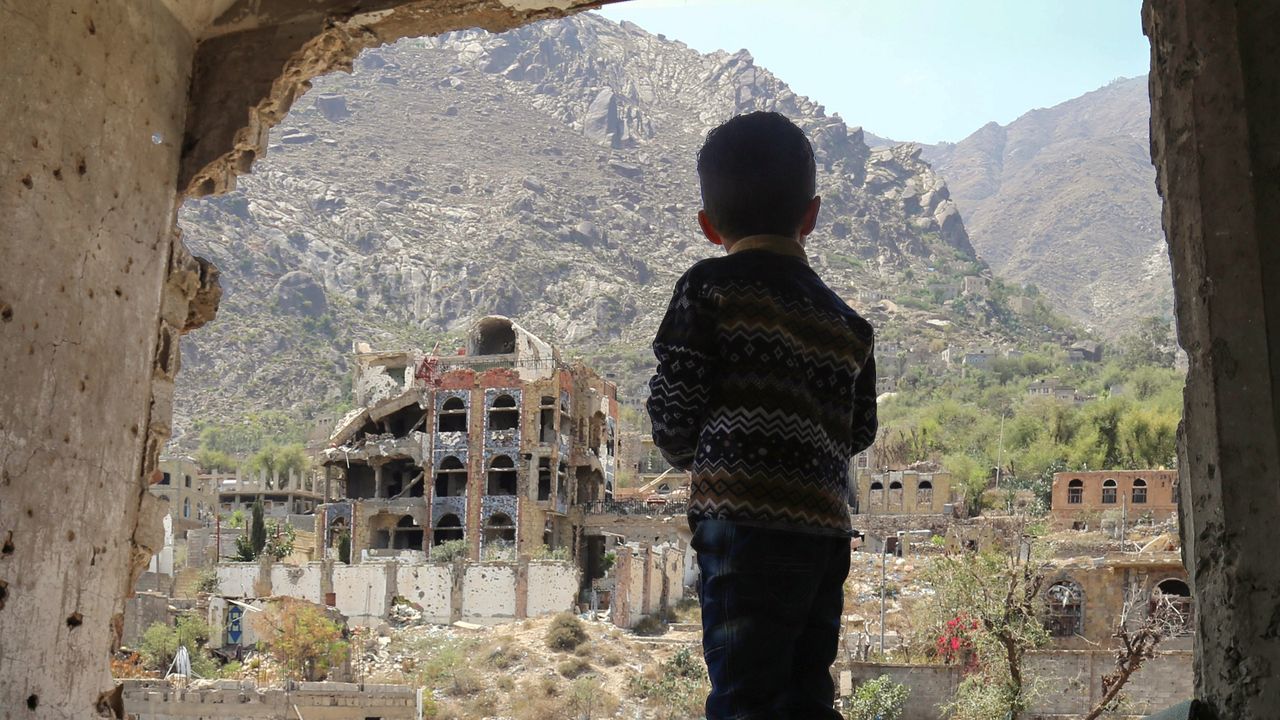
434, 456, 467, 497
1045, 581, 1084, 637
393, 514, 424, 550
182, 497, 190, 518
432, 514, 464, 548
487, 455, 517, 496
488, 394, 519, 431
438, 396, 467, 433
1067, 478, 1084, 504
917, 479, 934, 506
1151, 579, 1193, 634
869, 480, 884, 507
484, 513, 516, 546
1102, 478, 1118, 504
888, 480, 904, 507
1132, 478, 1148, 504
536, 457, 552, 501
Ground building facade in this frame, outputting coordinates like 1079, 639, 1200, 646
316, 316, 618, 570
1050, 470, 1179, 528
154, 456, 218, 524
855, 470, 955, 515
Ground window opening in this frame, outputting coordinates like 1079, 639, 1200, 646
487, 455, 518, 495
917, 479, 933, 506
438, 396, 467, 433
1151, 579, 1193, 634
393, 514, 424, 550
888, 480, 904, 507
539, 396, 556, 443
1102, 478, 1118, 504
1067, 478, 1083, 505
434, 456, 468, 497
1045, 581, 1084, 637
537, 457, 552, 501
1132, 478, 1148, 504
432, 513, 464, 547
489, 394, 520, 431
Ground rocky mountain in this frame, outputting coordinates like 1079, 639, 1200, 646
920, 76, 1170, 334
173, 14, 1062, 444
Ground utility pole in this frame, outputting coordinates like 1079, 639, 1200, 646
995, 411, 1006, 489
875, 538, 885, 655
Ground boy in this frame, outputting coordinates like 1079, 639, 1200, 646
647, 111, 877, 720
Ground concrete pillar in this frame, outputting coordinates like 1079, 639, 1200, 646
1145, 0, 1280, 714
373, 462, 385, 500
0, 0, 200, 714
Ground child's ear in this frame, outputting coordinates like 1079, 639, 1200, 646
799, 196, 822, 238
698, 210, 725, 246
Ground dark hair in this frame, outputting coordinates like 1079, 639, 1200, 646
696, 111, 817, 240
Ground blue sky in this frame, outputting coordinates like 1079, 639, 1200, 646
596, 0, 1149, 144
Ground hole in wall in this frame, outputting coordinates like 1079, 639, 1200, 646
2, 531, 12, 554
66, 612, 83, 628
26, 694, 38, 710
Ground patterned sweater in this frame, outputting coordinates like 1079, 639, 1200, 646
647, 235, 877, 536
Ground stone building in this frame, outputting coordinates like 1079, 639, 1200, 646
855, 470, 955, 515
1042, 549, 1192, 651
316, 316, 618, 569
1050, 469, 1179, 528
154, 456, 218, 525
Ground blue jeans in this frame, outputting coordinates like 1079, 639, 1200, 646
692, 519, 851, 720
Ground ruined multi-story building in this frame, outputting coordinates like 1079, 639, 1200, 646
316, 316, 618, 568
154, 456, 218, 524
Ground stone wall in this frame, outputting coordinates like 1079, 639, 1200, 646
213, 558, 577, 627
848, 650, 1192, 719
121, 679, 417, 719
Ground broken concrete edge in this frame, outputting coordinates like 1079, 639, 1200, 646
179, 0, 620, 199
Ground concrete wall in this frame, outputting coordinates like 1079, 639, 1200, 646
121, 593, 172, 648
849, 650, 1192, 719
122, 679, 417, 719
215, 564, 260, 600
611, 543, 684, 629
269, 563, 324, 604
396, 564, 453, 623
527, 562, 579, 617
333, 563, 393, 627
462, 564, 518, 621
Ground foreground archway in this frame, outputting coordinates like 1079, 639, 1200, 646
4, 0, 1280, 716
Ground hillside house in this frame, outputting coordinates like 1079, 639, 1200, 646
855, 470, 956, 515
154, 456, 218, 525
1027, 377, 1082, 403
1067, 341, 1104, 363
1050, 469, 1179, 528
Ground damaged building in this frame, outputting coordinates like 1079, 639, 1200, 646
317, 316, 618, 573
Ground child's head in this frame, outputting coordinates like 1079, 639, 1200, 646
696, 111, 819, 246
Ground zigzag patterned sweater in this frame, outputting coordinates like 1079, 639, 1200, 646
647, 235, 877, 537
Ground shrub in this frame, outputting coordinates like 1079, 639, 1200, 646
337, 531, 351, 564
194, 569, 219, 594
628, 647, 708, 720
558, 657, 593, 679
565, 676, 619, 719
432, 539, 468, 562
138, 614, 217, 678
600, 649, 624, 667
846, 674, 910, 720
546, 613, 587, 652
632, 614, 668, 636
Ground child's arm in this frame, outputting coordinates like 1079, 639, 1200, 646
851, 348, 878, 455
647, 272, 717, 471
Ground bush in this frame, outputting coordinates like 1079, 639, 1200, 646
632, 614, 668, 636
557, 657, 593, 679
432, 539, 468, 562
138, 614, 217, 677
546, 613, 587, 652
252, 599, 348, 681
628, 647, 708, 719
565, 676, 619, 719
846, 674, 910, 720
194, 569, 219, 594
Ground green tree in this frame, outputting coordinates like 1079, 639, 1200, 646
846, 675, 910, 720
253, 599, 349, 681
337, 531, 351, 564
1118, 316, 1176, 369
925, 539, 1051, 720
263, 520, 297, 561
246, 443, 310, 480
250, 499, 267, 559
194, 447, 238, 473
